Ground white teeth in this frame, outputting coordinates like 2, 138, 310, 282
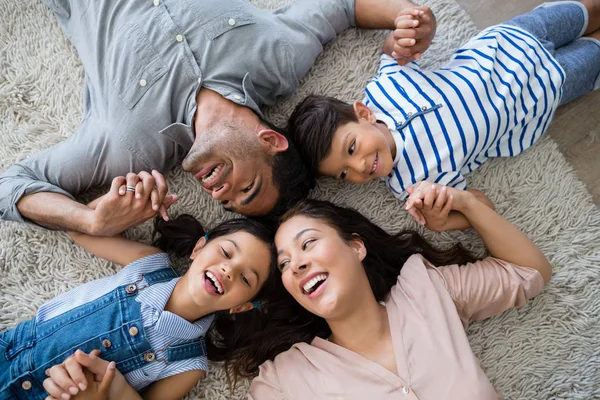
206, 271, 224, 294
201, 165, 222, 183
303, 274, 327, 294
371, 157, 378, 173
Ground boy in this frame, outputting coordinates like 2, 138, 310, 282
288, 0, 600, 231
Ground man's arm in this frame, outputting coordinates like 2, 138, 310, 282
354, 0, 417, 29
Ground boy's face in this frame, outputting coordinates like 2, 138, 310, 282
319, 102, 396, 183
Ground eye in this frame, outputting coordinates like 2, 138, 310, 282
241, 274, 250, 287
340, 170, 348, 180
301, 238, 315, 250
221, 246, 231, 259
242, 181, 254, 193
348, 140, 355, 155
278, 259, 289, 272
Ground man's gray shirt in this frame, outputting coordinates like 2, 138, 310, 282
0, 0, 355, 224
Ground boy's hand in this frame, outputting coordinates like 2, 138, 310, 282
70, 363, 115, 400
410, 184, 454, 231
392, 7, 436, 65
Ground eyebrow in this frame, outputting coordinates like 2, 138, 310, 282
276, 228, 321, 256
241, 175, 263, 206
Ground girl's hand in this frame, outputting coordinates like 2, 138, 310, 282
70, 362, 116, 400
405, 182, 476, 227
44, 349, 102, 399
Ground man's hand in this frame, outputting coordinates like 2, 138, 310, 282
391, 7, 436, 65
88, 171, 178, 236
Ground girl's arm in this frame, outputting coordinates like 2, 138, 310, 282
140, 370, 205, 400
67, 231, 162, 266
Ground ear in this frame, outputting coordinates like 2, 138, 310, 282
350, 234, 367, 261
229, 301, 255, 314
257, 129, 289, 155
353, 101, 377, 124
189, 236, 207, 260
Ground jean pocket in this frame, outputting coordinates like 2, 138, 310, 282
108, 23, 168, 110
202, 9, 256, 40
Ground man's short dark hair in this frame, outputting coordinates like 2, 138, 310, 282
287, 95, 357, 174
258, 117, 316, 224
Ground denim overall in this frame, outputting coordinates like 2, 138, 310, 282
0, 268, 207, 400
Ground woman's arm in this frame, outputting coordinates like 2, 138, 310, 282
453, 189, 552, 283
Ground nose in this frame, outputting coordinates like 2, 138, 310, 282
289, 259, 309, 275
351, 157, 367, 175
211, 183, 229, 200
220, 264, 232, 281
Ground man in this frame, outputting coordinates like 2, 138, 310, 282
0, 0, 435, 236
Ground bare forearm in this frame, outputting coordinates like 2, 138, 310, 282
459, 198, 552, 282
355, 0, 417, 28
17, 192, 92, 233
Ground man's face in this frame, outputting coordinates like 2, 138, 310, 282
182, 124, 279, 216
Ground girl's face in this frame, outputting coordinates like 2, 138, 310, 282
187, 231, 272, 311
275, 215, 370, 319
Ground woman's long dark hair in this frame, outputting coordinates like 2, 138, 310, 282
152, 215, 282, 384
214, 199, 480, 381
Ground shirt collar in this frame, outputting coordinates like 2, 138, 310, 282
159, 123, 195, 151
137, 278, 215, 340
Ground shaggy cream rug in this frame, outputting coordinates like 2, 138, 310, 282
1, 0, 600, 399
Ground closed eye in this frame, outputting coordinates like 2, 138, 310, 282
242, 180, 254, 193
221, 247, 231, 259
278, 260, 289, 272
241, 274, 250, 287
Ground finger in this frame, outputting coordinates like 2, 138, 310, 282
64, 353, 89, 392
423, 185, 437, 208
110, 176, 127, 196
98, 362, 117, 393
138, 171, 155, 202
49, 364, 79, 395
152, 170, 169, 206
433, 186, 447, 211
74, 350, 110, 376
125, 172, 140, 197
442, 193, 454, 215
393, 28, 417, 41
43, 377, 71, 400
394, 19, 419, 31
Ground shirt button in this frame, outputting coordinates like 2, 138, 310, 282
233, 94, 242, 101
401, 386, 410, 395
176, 34, 183, 42
153, 0, 159, 5
21, 381, 32, 390
102, 339, 112, 348
139, 79, 147, 87
407, 112, 413, 117
129, 326, 139, 336
197, 77, 202, 84
228, 18, 236, 26
421, 105, 428, 111
143, 352, 156, 362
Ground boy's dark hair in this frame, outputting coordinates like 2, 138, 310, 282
287, 95, 358, 174
259, 117, 316, 225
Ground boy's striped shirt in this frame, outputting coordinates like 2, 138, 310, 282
364, 25, 565, 199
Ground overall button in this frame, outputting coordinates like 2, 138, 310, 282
129, 326, 139, 336
125, 284, 137, 294
21, 381, 32, 390
228, 18, 236, 26
102, 339, 112, 348
153, 0, 159, 6
176, 34, 184, 42
421, 105, 428, 111
401, 386, 410, 395
144, 352, 156, 362
139, 79, 147, 87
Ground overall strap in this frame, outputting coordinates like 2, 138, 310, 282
143, 268, 177, 285
165, 337, 208, 362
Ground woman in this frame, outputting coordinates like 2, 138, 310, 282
249, 182, 552, 399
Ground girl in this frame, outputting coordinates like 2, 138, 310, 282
248, 183, 551, 399
0, 208, 278, 400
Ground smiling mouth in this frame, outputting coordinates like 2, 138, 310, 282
205, 271, 224, 295
196, 164, 227, 189
370, 153, 379, 175
302, 273, 328, 295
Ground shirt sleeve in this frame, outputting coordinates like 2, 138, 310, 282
274, 0, 355, 81
377, 54, 421, 75
433, 257, 545, 325
248, 361, 285, 400
0, 115, 126, 225
427, 171, 468, 190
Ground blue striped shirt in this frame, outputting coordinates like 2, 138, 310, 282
36, 253, 214, 390
364, 25, 565, 199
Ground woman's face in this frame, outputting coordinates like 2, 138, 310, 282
187, 231, 272, 311
275, 215, 369, 319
